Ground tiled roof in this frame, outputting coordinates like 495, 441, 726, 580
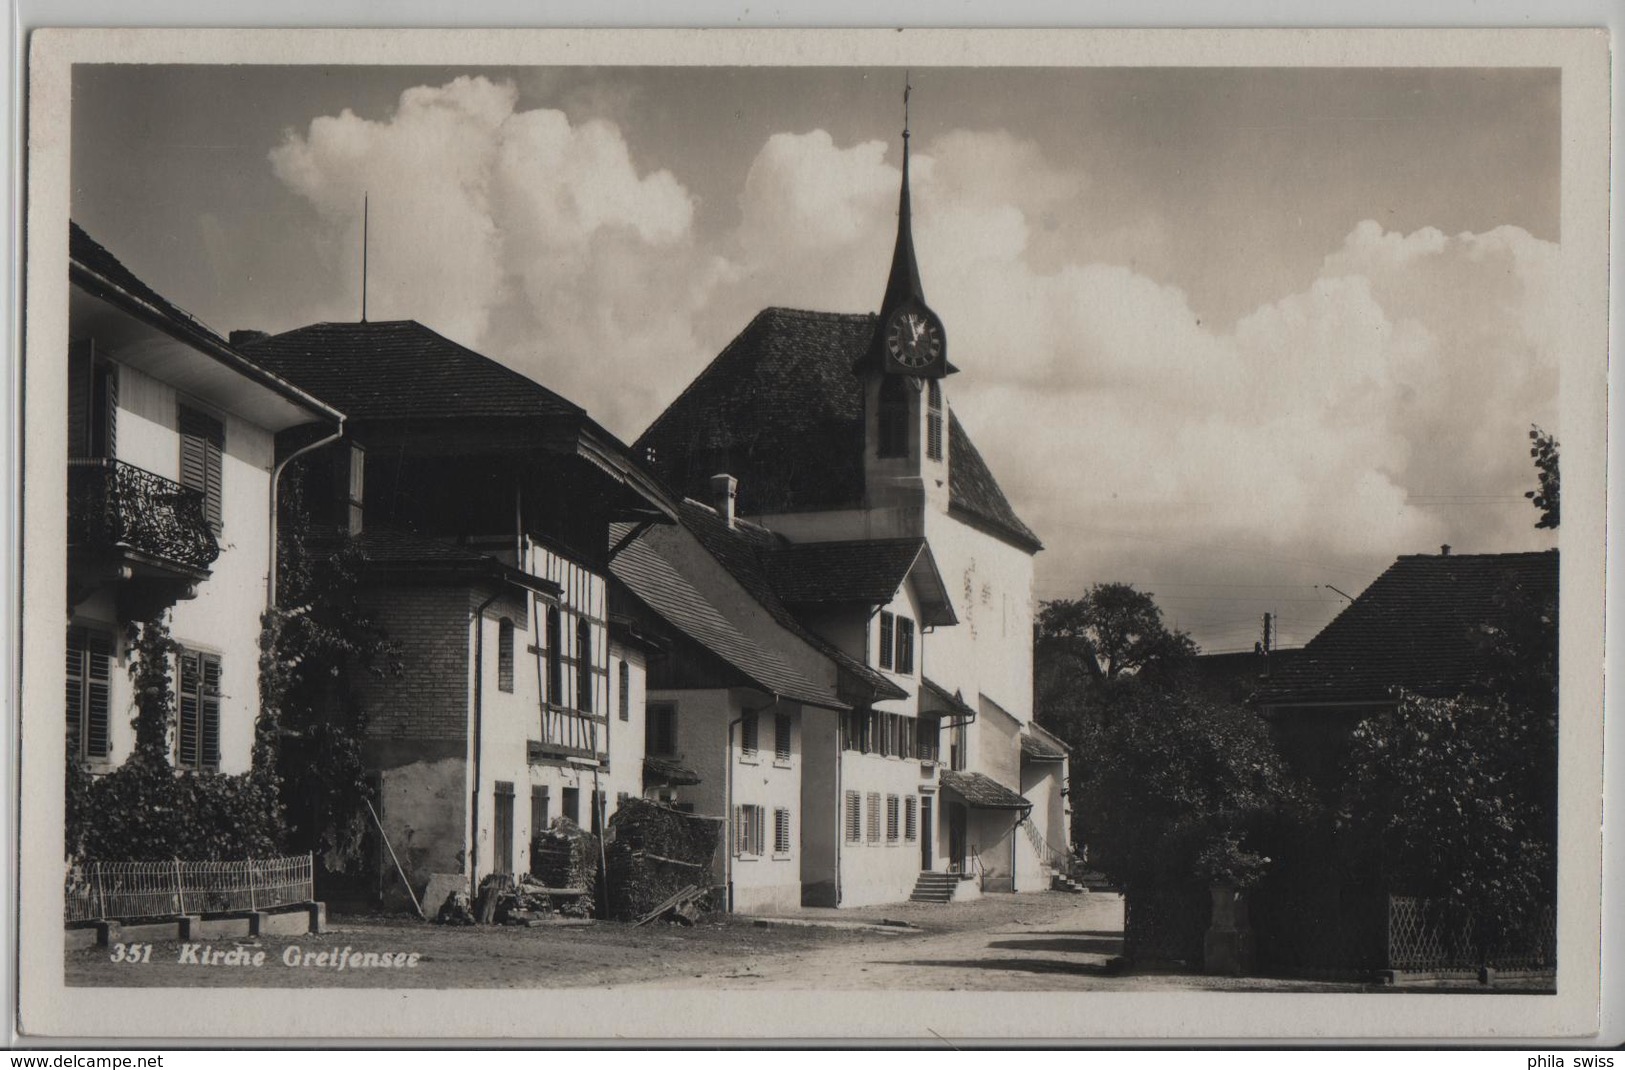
947, 413, 1043, 552
1253, 550, 1558, 707
610, 529, 843, 711
70, 221, 226, 345
764, 538, 926, 606
939, 770, 1030, 811
675, 500, 907, 703
635, 306, 1041, 553
241, 320, 583, 423
919, 677, 978, 723
1020, 731, 1068, 762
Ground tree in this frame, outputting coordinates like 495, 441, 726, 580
268, 464, 401, 874
1525, 425, 1559, 529
1037, 582, 1197, 684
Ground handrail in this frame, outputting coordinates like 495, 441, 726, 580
1020, 816, 1077, 874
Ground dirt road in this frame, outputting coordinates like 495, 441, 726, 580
67, 891, 1359, 991
635, 892, 1357, 992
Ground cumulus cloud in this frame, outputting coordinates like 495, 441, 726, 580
271, 82, 1559, 648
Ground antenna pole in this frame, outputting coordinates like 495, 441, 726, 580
903, 71, 911, 139
361, 192, 369, 322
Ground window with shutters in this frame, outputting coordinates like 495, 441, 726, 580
734, 804, 765, 858
65, 627, 113, 762
497, 619, 514, 693
774, 712, 792, 765
886, 794, 900, 843
844, 791, 862, 843
646, 702, 677, 757
739, 711, 758, 759
175, 648, 221, 771
545, 606, 562, 703
878, 612, 894, 670
877, 376, 909, 458
905, 796, 918, 841
773, 807, 792, 857
618, 660, 630, 721
866, 792, 882, 844
178, 404, 224, 533
575, 616, 593, 712
895, 617, 915, 675
926, 380, 944, 461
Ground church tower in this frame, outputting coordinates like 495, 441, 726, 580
861, 82, 952, 528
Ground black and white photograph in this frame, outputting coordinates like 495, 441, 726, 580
14, 27, 1610, 1043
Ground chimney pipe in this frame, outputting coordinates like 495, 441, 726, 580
711, 473, 738, 528
230, 329, 269, 347
1440, 544, 1451, 556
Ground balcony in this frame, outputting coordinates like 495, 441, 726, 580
68, 458, 218, 615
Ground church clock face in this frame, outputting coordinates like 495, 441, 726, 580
885, 308, 943, 371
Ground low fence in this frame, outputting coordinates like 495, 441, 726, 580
1387, 894, 1556, 974
66, 855, 314, 923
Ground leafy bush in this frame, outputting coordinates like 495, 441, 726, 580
65, 617, 284, 863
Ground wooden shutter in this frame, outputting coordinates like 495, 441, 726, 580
497, 620, 514, 693
575, 616, 592, 712
774, 713, 791, 762
64, 629, 83, 758
68, 340, 91, 458
732, 805, 743, 857
774, 808, 791, 854
878, 612, 894, 670
926, 381, 943, 460
200, 653, 221, 768
867, 792, 881, 843
177, 651, 201, 768
618, 660, 630, 721
95, 363, 118, 460
896, 618, 915, 675
740, 712, 757, 756
844, 791, 861, 842
179, 406, 224, 531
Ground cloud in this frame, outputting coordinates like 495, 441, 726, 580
270, 76, 710, 431
271, 87, 1559, 648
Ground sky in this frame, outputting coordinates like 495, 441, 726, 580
70, 64, 1562, 651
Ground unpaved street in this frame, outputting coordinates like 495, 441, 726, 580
67, 892, 1361, 991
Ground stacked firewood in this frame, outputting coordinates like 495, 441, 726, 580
603, 798, 721, 922
530, 816, 598, 918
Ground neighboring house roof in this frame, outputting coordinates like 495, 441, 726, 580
674, 499, 907, 703
764, 537, 957, 627
243, 319, 676, 519
635, 306, 1041, 553
1253, 550, 1558, 708
920, 677, 978, 723
1020, 726, 1068, 762
318, 528, 562, 597
241, 320, 583, 423
69, 222, 342, 427
610, 529, 845, 712
939, 770, 1030, 811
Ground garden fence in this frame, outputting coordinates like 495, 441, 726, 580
65, 854, 314, 922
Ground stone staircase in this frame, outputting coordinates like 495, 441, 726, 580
1051, 871, 1088, 894
908, 871, 959, 904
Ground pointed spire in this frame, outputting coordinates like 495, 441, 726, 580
880, 74, 926, 314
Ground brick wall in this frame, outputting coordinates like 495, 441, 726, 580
358, 583, 476, 744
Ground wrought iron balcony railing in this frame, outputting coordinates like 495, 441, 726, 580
68, 458, 220, 573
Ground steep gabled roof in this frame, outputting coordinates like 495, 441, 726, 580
635, 306, 1041, 553
1253, 550, 1558, 707
675, 500, 906, 703
610, 530, 844, 712
242, 320, 583, 423
947, 413, 1043, 553
764, 537, 957, 627
70, 222, 225, 345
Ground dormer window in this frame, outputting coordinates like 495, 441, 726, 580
877, 377, 909, 458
